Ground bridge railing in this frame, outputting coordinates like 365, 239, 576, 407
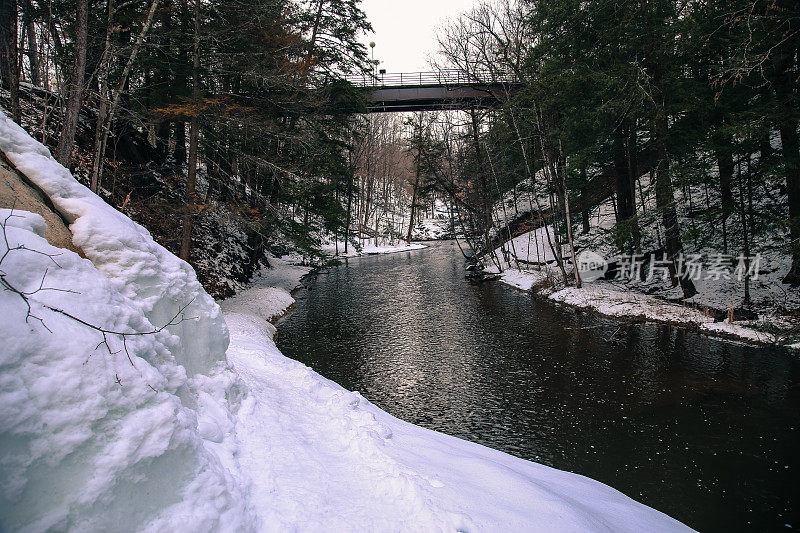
346, 69, 517, 88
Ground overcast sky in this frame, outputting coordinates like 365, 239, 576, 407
359, 0, 481, 73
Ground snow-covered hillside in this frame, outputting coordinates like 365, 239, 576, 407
482, 164, 800, 347
0, 109, 691, 531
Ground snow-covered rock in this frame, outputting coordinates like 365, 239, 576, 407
0, 209, 252, 531
0, 110, 227, 376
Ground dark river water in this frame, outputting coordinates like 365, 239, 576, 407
276, 241, 799, 532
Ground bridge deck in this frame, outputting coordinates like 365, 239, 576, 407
347, 70, 522, 112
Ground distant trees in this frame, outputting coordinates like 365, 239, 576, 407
352, 114, 414, 245
3, 0, 797, 297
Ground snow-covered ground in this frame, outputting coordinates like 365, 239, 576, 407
412, 214, 454, 241
485, 201, 799, 347
318, 201, 453, 260
321, 240, 427, 259
0, 110, 251, 531
0, 108, 694, 530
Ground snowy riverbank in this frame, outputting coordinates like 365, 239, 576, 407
213, 252, 694, 531
490, 265, 789, 347
320, 240, 427, 259
0, 109, 692, 531
484, 223, 797, 349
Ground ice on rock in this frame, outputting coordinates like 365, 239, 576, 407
0, 209, 252, 531
0, 110, 227, 376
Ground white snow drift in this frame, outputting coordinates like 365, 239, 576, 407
0, 108, 692, 532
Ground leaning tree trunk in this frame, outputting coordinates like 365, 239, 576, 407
56, 0, 87, 166
508, 108, 567, 281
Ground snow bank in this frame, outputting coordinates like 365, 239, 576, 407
489, 221, 790, 346
700, 320, 777, 344
322, 241, 427, 258
360, 242, 427, 255
0, 109, 227, 376
0, 209, 252, 531
219, 256, 310, 322
549, 285, 716, 325
498, 268, 550, 291
221, 281, 693, 532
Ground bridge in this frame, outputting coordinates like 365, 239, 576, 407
347, 70, 522, 113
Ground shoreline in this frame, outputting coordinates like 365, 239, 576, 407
492, 267, 793, 350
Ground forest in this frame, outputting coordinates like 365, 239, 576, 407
0, 0, 798, 308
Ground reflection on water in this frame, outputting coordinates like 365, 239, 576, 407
276, 241, 799, 532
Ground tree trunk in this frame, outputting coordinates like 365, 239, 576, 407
773, 41, 800, 284
180, 0, 200, 261
470, 108, 492, 244
406, 163, 421, 243
715, 133, 735, 255
345, 159, 353, 254
174, 121, 187, 165
0, 0, 13, 88
91, 0, 160, 192
0, 0, 21, 122
779, 114, 800, 283
559, 139, 581, 288
56, 0, 87, 167
580, 167, 590, 233
509, 107, 568, 281
304, 0, 325, 70
613, 124, 639, 252
156, 119, 171, 162
90, 0, 114, 193
8, 0, 19, 122
654, 112, 697, 298
626, 125, 641, 250
737, 155, 751, 305
0, 0, 19, 120
22, 0, 39, 86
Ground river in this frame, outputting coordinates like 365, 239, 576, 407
275, 241, 799, 532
